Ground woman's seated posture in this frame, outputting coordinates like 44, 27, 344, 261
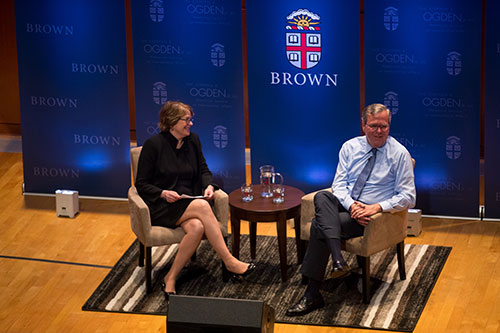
135, 101, 255, 298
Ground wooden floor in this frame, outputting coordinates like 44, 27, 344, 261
1, 151, 499, 332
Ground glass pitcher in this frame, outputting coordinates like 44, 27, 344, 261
259, 165, 283, 198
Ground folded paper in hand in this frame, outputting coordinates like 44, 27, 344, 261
180, 194, 206, 199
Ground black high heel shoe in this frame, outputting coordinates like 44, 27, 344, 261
161, 282, 176, 301
222, 262, 257, 282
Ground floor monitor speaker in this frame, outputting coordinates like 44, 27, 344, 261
167, 295, 275, 332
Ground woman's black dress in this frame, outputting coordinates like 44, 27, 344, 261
135, 131, 217, 228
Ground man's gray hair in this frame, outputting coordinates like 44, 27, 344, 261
362, 103, 391, 125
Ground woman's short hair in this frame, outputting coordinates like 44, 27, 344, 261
362, 103, 391, 125
158, 101, 193, 132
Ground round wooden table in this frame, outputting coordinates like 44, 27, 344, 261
228, 184, 305, 281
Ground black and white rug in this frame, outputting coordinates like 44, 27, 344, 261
83, 235, 450, 332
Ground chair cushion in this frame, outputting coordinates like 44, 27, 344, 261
146, 225, 186, 246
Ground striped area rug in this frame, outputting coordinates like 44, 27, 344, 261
83, 235, 450, 331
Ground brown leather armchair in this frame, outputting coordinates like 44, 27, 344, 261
128, 146, 229, 293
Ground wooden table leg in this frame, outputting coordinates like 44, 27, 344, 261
230, 211, 241, 259
249, 221, 257, 260
294, 215, 304, 264
276, 211, 287, 281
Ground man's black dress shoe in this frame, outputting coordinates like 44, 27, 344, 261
329, 260, 350, 279
285, 295, 325, 316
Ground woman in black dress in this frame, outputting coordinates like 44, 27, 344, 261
135, 101, 255, 296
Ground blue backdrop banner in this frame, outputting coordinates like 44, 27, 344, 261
365, 1, 481, 217
484, 1, 500, 219
247, 1, 360, 194
15, 0, 131, 198
131, 0, 245, 192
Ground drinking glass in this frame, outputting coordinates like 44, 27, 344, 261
272, 184, 285, 204
241, 184, 253, 202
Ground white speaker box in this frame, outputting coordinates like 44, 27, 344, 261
407, 208, 422, 236
55, 190, 79, 218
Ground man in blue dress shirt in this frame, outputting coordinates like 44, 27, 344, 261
286, 103, 416, 316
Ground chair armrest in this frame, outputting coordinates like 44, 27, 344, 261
128, 186, 152, 243
300, 188, 331, 240
351, 209, 408, 256
213, 189, 229, 237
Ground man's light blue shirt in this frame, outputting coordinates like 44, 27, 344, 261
331, 135, 416, 212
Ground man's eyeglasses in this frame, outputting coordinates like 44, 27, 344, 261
179, 117, 194, 124
366, 124, 389, 131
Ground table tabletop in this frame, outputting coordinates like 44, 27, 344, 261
228, 184, 304, 214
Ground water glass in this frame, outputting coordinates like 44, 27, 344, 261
272, 185, 285, 204
241, 184, 253, 202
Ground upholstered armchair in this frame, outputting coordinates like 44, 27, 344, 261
300, 188, 408, 304
128, 146, 229, 293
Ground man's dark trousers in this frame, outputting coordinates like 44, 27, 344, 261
300, 191, 365, 281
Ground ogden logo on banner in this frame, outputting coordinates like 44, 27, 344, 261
15, 0, 131, 198
365, 1, 481, 217
484, 1, 500, 219
247, 2, 360, 193
131, 0, 245, 191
